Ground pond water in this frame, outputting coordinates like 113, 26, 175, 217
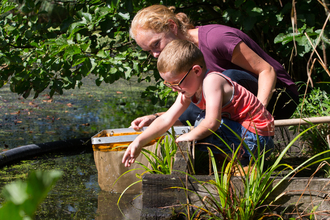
8, 153, 144, 219
0, 76, 158, 150
0, 76, 168, 219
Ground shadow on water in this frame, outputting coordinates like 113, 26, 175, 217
0, 76, 169, 219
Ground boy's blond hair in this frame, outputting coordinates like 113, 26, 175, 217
130, 5, 194, 40
157, 39, 205, 75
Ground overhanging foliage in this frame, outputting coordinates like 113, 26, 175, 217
1, 0, 329, 102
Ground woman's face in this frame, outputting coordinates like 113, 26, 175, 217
134, 27, 178, 58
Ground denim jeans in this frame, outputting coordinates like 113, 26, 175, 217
194, 113, 274, 166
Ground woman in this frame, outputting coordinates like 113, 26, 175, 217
129, 4, 299, 130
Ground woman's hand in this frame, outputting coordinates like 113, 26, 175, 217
130, 114, 158, 130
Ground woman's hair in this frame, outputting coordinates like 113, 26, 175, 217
157, 39, 205, 75
130, 5, 194, 40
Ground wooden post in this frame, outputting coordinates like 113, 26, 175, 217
275, 116, 330, 127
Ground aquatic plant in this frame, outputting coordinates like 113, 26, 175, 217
138, 127, 179, 175
115, 126, 182, 210
174, 124, 330, 219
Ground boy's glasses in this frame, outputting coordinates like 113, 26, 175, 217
164, 66, 200, 90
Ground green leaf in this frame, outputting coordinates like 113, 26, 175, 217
81, 12, 92, 23
124, 67, 132, 79
109, 67, 117, 74
250, 7, 263, 16
96, 49, 108, 58
118, 12, 130, 20
68, 20, 87, 36
242, 16, 256, 31
80, 41, 91, 52
2, 181, 28, 205
25, 30, 32, 38
235, 0, 246, 7
64, 45, 81, 60
55, 37, 68, 46
72, 57, 87, 68
0, 0, 17, 14
0, 202, 23, 220
274, 32, 302, 45
80, 58, 92, 76
0, 170, 62, 219
95, 77, 104, 86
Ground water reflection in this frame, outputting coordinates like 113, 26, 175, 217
96, 191, 142, 220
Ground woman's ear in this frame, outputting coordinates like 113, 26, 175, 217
168, 19, 178, 35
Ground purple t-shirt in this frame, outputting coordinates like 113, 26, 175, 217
198, 24, 297, 92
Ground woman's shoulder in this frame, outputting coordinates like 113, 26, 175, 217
199, 24, 241, 35
198, 24, 243, 50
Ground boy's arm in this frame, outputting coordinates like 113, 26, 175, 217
122, 93, 190, 167
176, 74, 227, 142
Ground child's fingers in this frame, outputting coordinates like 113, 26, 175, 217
122, 148, 131, 164
124, 156, 135, 167
129, 157, 135, 164
122, 142, 140, 167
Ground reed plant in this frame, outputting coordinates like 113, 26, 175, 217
138, 129, 178, 174
117, 123, 330, 219
173, 124, 330, 219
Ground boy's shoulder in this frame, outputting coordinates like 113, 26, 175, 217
205, 71, 229, 82
203, 71, 231, 87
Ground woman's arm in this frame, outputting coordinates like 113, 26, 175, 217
231, 42, 276, 107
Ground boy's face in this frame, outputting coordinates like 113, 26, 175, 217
163, 66, 193, 90
160, 66, 200, 98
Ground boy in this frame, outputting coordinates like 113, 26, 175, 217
122, 39, 274, 167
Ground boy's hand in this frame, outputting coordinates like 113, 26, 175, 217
122, 143, 142, 167
130, 115, 156, 130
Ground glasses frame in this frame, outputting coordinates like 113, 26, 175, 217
164, 66, 196, 90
